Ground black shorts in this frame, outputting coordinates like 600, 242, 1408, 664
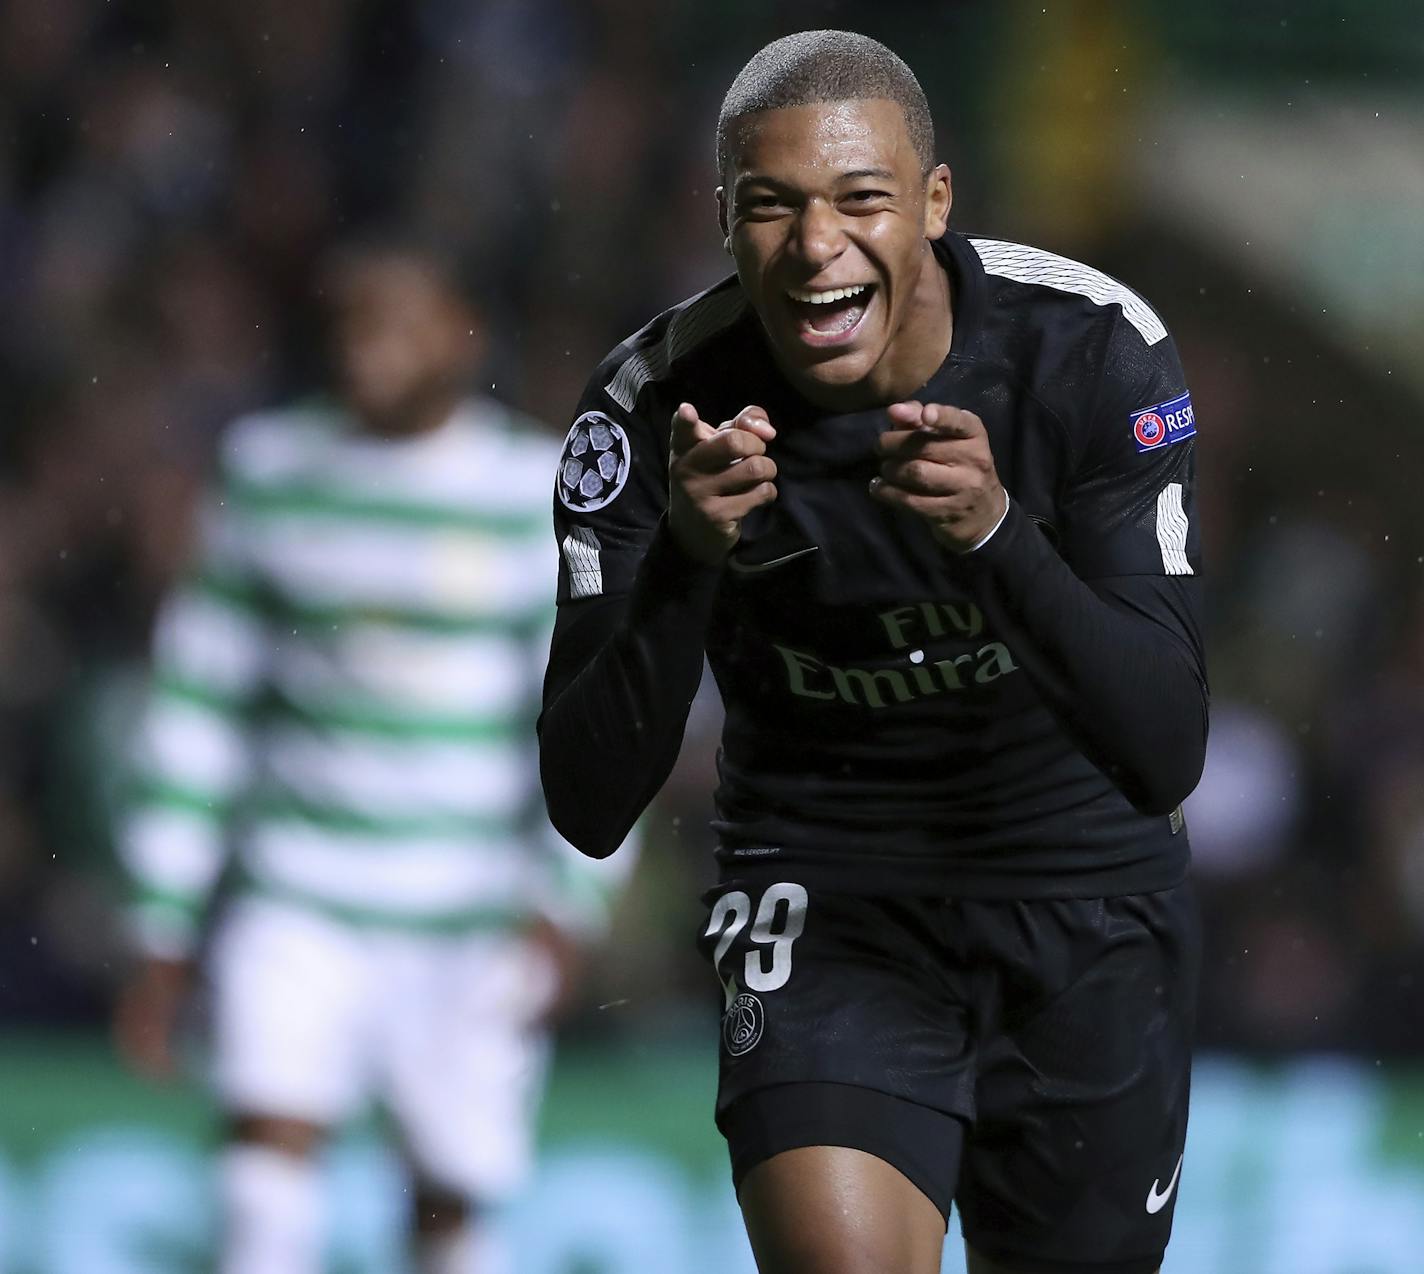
696, 877, 1199, 1274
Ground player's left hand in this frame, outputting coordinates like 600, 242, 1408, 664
524, 915, 583, 1027
112, 956, 193, 1082
871, 401, 1007, 552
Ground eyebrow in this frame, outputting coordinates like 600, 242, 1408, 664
733, 167, 899, 197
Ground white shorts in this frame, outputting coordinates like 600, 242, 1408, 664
209, 895, 556, 1200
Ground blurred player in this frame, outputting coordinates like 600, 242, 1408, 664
114, 240, 626, 1274
542, 29, 1206, 1274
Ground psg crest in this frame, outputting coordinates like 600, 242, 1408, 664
722, 991, 765, 1057
557, 411, 631, 512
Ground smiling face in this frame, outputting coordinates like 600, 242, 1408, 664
719, 98, 952, 410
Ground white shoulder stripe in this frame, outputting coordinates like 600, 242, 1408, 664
605, 287, 748, 412
970, 238, 1168, 346
1156, 482, 1193, 576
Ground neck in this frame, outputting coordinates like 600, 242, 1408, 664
867, 243, 953, 403
357, 390, 461, 439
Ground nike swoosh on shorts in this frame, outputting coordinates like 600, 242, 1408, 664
1146, 1155, 1184, 1214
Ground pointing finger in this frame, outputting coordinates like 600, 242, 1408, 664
877, 428, 973, 458
671, 402, 717, 458
914, 403, 984, 439
681, 424, 769, 474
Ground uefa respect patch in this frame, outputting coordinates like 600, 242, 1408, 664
1130, 391, 1196, 453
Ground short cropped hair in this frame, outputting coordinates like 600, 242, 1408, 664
716, 30, 935, 177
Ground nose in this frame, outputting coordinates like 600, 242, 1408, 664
791, 198, 844, 271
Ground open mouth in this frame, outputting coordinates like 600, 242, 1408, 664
784, 283, 875, 346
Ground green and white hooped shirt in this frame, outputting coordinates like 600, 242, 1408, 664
122, 399, 624, 957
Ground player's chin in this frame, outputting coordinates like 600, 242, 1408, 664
763, 317, 869, 376
344, 383, 419, 430
788, 345, 880, 390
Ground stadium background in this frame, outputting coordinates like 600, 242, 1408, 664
1, 0, 1422, 1270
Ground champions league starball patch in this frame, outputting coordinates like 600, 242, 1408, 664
557, 411, 631, 512
1130, 391, 1195, 453
722, 990, 765, 1057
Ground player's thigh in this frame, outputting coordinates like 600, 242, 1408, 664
380, 926, 554, 1199
210, 896, 371, 1123
740, 1144, 945, 1274
699, 881, 973, 1231
959, 882, 1199, 1274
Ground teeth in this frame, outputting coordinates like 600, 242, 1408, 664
787, 284, 869, 304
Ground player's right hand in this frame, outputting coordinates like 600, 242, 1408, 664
668, 402, 777, 565
113, 956, 193, 1083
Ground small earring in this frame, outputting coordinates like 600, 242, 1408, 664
723, 235, 732, 255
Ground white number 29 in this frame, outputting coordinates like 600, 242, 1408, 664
704, 882, 808, 993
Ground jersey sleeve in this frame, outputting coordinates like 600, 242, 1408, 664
119, 440, 269, 958
523, 561, 639, 935
952, 306, 1208, 817
551, 359, 670, 604
540, 345, 722, 859
1058, 316, 1201, 582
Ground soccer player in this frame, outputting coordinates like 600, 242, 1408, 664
540, 29, 1206, 1274
114, 240, 625, 1274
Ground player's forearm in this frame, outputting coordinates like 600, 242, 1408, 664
120, 814, 230, 958
955, 501, 1208, 815
539, 520, 720, 857
121, 660, 256, 955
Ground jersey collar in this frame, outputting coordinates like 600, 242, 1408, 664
934, 230, 988, 362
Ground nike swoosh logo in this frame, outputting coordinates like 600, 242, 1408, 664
1145, 1155, 1183, 1214
725, 545, 819, 575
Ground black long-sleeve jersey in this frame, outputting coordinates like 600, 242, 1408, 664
540, 231, 1208, 899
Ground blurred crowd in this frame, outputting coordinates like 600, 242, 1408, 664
1, 0, 1422, 1055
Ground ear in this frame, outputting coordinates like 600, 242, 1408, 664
716, 185, 729, 239
923, 164, 952, 240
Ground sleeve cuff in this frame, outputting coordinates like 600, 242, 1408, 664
945, 496, 1063, 587
961, 492, 1012, 554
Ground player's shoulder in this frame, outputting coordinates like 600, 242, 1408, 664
460, 395, 558, 456
453, 396, 565, 499
966, 234, 1171, 356
553, 282, 751, 527
585, 274, 754, 422
960, 233, 1187, 447
216, 399, 347, 486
